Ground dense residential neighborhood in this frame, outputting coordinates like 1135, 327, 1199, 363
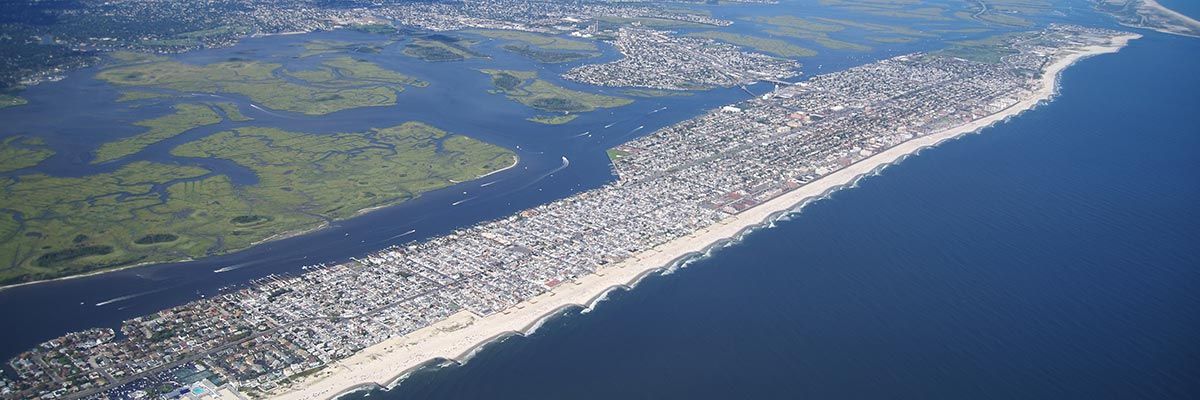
0, 24, 1126, 400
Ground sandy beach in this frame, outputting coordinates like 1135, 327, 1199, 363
1141, 0, 1200, 37
267, 33, 1140, 400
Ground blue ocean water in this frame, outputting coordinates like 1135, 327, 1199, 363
1155, 0, 1200, 21
342, 32, 1200, 400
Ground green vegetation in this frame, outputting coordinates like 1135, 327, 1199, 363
96, 54, 425, 115
0, 94, 27, 109
348, 24, 398, 35
0, 122, 514, 285
466, 29, 599, 63
606, 148, 630, 162
209, 102, 252, 122
867, 36, 918, 44
480, 69, 632, 113
92, 103, 223, 164
746, 16, 846, 33
819, 0, 951, 20
503, 45, 596, 64
937, 34, 1021, 63
298, 40, 391, 58
171, 122, 514, 223
134, 234, 179, 245
955, 0, 1056, 28
138, 25, 251, 49
743, 16, 870, 52
527, 114, 579, 125
403, 37, 484, 62
466, 29, 599, 52
686, 31, 817, 58
0, 136, 55, 173
116, 90, 173, 102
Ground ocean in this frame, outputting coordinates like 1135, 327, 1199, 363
340, 32, 1200, 400
0, 2, 1197, 398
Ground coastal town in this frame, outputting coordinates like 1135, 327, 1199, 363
563, 27, 799, 90
0, 24, 1132, 400
0, 0, 731, 89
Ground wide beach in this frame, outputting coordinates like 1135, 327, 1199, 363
267, 33, 1140, 400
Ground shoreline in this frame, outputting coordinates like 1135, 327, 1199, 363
1142, 0, 1200, 37
268, 34, 1140, 400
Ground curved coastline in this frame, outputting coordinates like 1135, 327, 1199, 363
275, 34, 1140, 400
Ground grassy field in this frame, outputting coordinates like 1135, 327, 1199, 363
686, 31, 817, 58
937, 34, 1021, 63
527, 114, 579, 125
466, 29, 598, 52
0, 94, 27, 109
297, 40, 393, 58
403, 37, 484, 62
502, 44, 597, 64
480, 69, 632, 113
116, 90, 174, 102
96, 54, 425, 115
744, 15, 872, 52
0, 136, 55, 173
0, 122, 514, 285
606, 148, 630, 163
747, 16, 846, 33
91, 103, 224, 164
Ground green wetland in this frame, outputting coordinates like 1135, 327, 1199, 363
0, 122, 511, 285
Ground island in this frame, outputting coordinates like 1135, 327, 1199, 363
91, 103, 224, 164
1095, 0, 1200, 37
480, 69, 632, 113
402, 35, 485, 62
0, 24, 1138, 400
0, 122, 514, 286
0, 136, 54, 173
96, 53, 426, 115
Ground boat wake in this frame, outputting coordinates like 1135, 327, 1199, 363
386, 229, 417, 241
94, 287, 174, 307
214, 261, 257, 273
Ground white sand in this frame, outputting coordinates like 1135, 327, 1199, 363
1141, 0, 1200, 37
268, 34, 1140, 400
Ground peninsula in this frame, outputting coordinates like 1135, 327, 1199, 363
0, 25, 1137, 400
1095, 0, 1200, 38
